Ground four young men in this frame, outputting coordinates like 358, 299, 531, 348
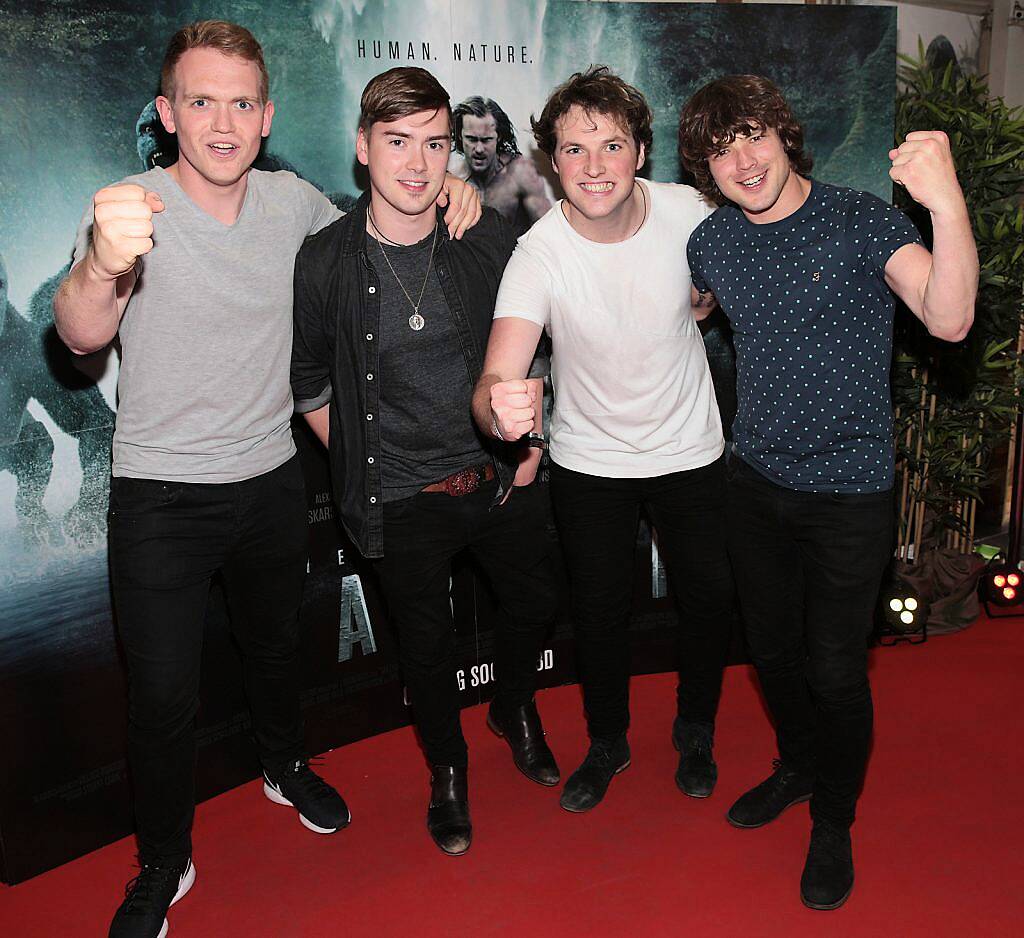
54, 17, 977, 936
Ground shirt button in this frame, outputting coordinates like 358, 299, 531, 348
368, 286, 376, 294
366, 333, 373, 341
367, 457, 374, 464
366, 414, 373, 421
366, 373, 374, 381
369, 496, 377, 504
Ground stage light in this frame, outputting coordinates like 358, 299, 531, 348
880, 588, 924, 634
982, 560, 1024, 610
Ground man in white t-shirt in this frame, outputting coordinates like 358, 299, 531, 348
472, 67, 733, 814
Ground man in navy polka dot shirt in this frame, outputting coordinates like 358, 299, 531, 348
679, 75, 977, 911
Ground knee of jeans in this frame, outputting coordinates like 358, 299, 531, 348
747, 636, 804, 675
806, 662, 871, 707
128, 686, 200, 739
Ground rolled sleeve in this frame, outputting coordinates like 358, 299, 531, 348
291, 251, 332, 412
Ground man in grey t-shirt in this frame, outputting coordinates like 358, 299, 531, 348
53, 21, 479, 938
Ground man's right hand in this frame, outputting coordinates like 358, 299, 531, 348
489, 378, 536, 440
89, 185, 164, 280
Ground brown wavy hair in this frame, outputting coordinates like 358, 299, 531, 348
161, 20, 269, 104
531, 66, 653, 158
359, 67, 451, 134
678, 75, 813, 204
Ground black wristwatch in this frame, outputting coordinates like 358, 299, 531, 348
526, 433, 546, 450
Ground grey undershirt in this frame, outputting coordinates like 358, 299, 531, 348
368, 228, 488, 502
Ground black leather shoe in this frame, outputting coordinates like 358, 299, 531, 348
727, 760, 814, 828
672, 718, 717, 798
800, 821, 854, 910
487, 699, 560, 786
426, 765, 472, 856
559, 735, 630, 813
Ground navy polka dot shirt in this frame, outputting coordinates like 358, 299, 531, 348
688, 179, 922, 493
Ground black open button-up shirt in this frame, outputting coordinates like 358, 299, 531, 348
291, 194, 537, 559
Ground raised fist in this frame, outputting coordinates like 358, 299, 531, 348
888, 131, 965, 217
489, 378, 536, 441
90, 184, 164, 280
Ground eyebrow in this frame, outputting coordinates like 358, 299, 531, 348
559, 135, 627, 148
382, 131, 451, 142
183, 93, 258, 102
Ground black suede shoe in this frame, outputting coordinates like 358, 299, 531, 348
109, 858, 195, 938
487, 699, 560, 786
801, 821, 854, 910
672, 718, 717, 798
727, 760, 814, 828
427, 765, 472, 856
559, 735, 630, 813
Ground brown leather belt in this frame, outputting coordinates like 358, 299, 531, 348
422, 463, 495, 496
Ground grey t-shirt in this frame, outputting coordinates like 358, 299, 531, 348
72, 167, 340, 482
368, 230, 489, 502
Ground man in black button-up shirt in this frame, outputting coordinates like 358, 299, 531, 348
291, 67, 558, 857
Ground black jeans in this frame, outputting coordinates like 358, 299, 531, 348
374, 480, 555, 768
108, 456, 308, 866
726, 455, 893, 828
548, 456, 733, 741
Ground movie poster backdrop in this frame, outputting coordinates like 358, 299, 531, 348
0, 0, 896, 882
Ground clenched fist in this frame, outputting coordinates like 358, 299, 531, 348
90, 184, 165, 280
888, 131, 966, 217
489, 378, 537, 440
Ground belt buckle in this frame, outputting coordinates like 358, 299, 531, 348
444, 467, 482, 497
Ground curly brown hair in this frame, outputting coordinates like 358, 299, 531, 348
531, 66, 653, 158
678, 75, 813, 204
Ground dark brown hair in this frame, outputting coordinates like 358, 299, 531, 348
359, 67, 452, 133
161, 20, 269, 103
678, 75, 813, 204
531, 66, 653, 157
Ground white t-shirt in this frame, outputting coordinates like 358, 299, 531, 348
493, 180, 724, 478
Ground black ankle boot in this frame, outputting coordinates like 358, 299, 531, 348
727, 760, 814, 828
800, 821, 854, 910
426, 765, 471, 856
672, 718, 717, 798
559, 735, 630, 813
487, 699, 560, 786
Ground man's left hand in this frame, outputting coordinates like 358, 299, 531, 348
888, 131, 967, 217
438, 173, 483, 239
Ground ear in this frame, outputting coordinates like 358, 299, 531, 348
356, 127, 370, 167
550, 153, 559, 177
635, 142, 646, 173
261, 100, 275, 138
155, 96, 175, 135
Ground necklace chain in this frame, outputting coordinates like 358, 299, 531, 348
368, 208, 438, 330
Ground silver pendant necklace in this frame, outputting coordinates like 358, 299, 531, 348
368, 209, 438, 332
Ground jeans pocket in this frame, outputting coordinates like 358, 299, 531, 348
109, 477, 184, 517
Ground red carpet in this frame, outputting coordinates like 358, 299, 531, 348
3, 615, 1023, 936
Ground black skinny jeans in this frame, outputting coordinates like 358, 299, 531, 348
548, 456, 733, 741
108, 456, 308, 866
726, 455, 893, 828
374, 480, 556, 768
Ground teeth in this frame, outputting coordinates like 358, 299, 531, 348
581, 182, 613, 192
740, 172, 766, 187
211, 144, 235, 150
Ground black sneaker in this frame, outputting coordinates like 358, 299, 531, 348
801, 821, 854, 910
672, 718, 717, 798
727, 759, 814, 828
559, 735, 631, 813
264, 759, 351, 834
108, 858, 195, 938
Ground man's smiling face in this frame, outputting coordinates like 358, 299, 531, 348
156, 47, 273, 191
552, 106, 644, 227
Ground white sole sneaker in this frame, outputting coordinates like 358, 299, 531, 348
262, 777, 350, 834
156, 860, 196, 938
